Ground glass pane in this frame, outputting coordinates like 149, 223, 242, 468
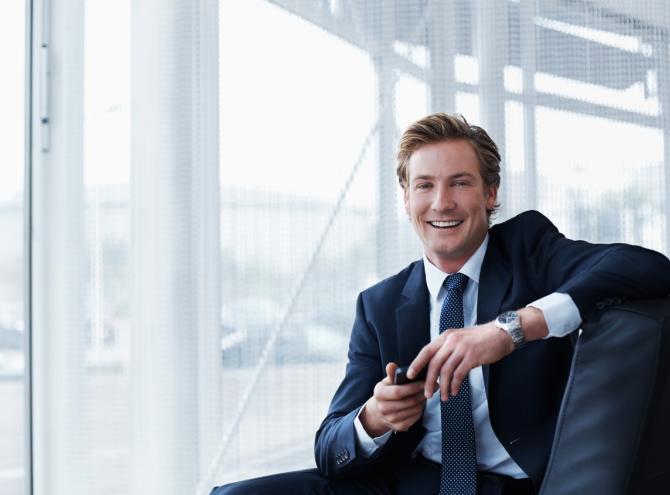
0, 1, 26, 494
218, 0, 377, 483
82, 0, 131, 492
213, 0, 670, 487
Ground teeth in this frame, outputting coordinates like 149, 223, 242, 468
430, 220, 462, 228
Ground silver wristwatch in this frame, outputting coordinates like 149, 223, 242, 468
494, 311, 526, 350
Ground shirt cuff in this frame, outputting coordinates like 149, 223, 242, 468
528, 292, 582, 338
353, 406, 393, 457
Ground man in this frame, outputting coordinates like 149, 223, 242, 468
213, 113, 670, 495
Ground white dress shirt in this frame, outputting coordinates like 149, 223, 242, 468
353, 234, 582, 477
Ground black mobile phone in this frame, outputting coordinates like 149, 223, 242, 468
394, 366, 427, 385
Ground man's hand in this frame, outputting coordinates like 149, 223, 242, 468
359, 362, 427, 437
406, 307, 548, 400
407, 322, 514, 400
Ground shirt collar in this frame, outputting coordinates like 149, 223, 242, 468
422, 234, 489, 301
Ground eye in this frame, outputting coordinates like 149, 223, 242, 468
452, 180, 470, 188
416, 182, 432, 190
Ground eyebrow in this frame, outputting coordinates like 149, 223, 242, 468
411, 172, 477, 182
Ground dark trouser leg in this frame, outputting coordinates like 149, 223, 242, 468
476, 472, 536, 495
209, 462, 535, 495
209, 468, 392, 495
394, 456, 441, 495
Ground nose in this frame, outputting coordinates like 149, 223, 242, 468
431, 185, 455, 212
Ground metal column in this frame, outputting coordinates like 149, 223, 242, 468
428, 0, 458, 113
195, 0, 223, 482
474, 0, 508, 218
24, 0, 35, 492
373, 3, 398, 278
520, 0, 538, 212
31, 0, 88, 494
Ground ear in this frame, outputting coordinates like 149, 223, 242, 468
403, 186, 410, 216
485, 186, 498, 211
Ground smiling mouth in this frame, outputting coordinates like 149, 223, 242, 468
428, 220, 463, 229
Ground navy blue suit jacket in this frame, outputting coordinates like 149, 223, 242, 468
314, 210, 670, 486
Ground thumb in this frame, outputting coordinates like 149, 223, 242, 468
385, 362, 398, 384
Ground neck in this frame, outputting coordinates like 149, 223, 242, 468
426, 256, 467, 274
426, 233, 488, 274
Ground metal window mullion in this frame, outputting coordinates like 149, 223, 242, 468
428, 0, 457, 113
194, 0, 222, 482
374, 3, 397, 279
30, 0, 88, 494
520, 0, 538, 212
474, 0, 508, 218
24, 0, 35, 493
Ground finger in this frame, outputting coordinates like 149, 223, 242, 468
408, 341, 438, 380
385, 362, 398, 384
391, 408, 425, 432
386, 403, 424, 422
398, 397, 427, 416
387, 402, 426, 424
395, 381, 428, 400
411, 389, 428, 403
440, 353, 463, 401
425, 344, 454, 398
378, 390, 427, 414
387, 403, 425, 424
377, 380, 425, 401
451, 359, 472, 397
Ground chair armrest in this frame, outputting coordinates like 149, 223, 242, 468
540, 298, 670, 495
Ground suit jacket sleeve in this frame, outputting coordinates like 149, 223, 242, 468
516, 210, 670, 321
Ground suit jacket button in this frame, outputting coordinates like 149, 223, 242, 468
596, 301, 605, 310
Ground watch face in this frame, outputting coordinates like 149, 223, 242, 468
499, 311, 518, 324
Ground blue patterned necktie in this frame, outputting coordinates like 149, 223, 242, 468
439, 272, 477, 495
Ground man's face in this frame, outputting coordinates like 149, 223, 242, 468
404, 139, 497, 273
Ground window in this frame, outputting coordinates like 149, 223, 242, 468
0, 1, 26, 493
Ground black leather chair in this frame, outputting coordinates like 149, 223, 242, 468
540, 298, 670, 495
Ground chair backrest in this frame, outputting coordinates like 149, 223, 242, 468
540, 298, 670, 495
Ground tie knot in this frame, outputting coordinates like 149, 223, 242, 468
444, 272, 468, 293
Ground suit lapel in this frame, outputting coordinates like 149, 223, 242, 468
395, 262, 431, 367
477, 235, 512, 391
